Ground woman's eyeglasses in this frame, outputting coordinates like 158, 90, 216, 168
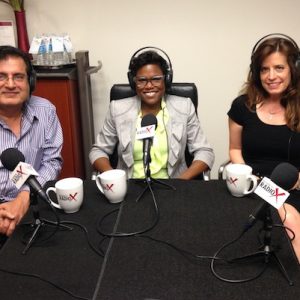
134, 75, 165, 88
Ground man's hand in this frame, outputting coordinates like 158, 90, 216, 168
0, 191, 30, 236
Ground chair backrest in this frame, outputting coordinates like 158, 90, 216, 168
109, 83, 207, 180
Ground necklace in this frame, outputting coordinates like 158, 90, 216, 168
268, 108, 284, 120
257, 101, 285, 121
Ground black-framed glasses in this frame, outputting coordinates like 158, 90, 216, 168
134, 75, 165, 88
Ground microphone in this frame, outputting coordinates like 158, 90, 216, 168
268, 162, 299, 190
245, 162, 299, 230
0, 148, 50, 204
140, 114, 158, 168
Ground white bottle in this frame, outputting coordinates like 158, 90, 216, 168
37, 38, 46, 65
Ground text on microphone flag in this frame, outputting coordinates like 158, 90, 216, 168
136, 125, 156, 140
10, 162, 39, 189
254, 177, 290, 209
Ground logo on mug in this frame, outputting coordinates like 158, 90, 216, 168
228, 176, 238, 187
59, 192, 79, 202
104, 183, 114, 192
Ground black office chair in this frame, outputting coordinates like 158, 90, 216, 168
109, 83, 210, 180
218, 159, 231, 180
110, 83, 198, 112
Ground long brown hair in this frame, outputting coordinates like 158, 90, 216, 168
241, 36, 300, 132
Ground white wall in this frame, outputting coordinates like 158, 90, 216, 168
1, 0, 300, 178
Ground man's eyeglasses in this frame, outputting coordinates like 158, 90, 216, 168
134, 75, 165, 88
0, 73, 27, 83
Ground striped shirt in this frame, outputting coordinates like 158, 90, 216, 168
0, 96, 63, 201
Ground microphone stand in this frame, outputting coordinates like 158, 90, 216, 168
21, 188, 72, 254
231, 205, 293, 285
135, 158, 176, 202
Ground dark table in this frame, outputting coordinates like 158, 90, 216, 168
0, 180, 299, 300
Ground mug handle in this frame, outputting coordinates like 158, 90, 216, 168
244, 175, 258, 195
95, 175, 104, 194
45, 187, 62, 209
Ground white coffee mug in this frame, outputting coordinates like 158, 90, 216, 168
95, 169, 127, 204
46, 177, 84, 213
225, 164, 258, 197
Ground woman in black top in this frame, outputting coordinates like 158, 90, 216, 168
228, 34, 300, 263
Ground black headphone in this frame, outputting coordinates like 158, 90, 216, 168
251, 33, 300, 71
0, 45, 36, 94
127, 46, 173, 90
27, 62, 36, 95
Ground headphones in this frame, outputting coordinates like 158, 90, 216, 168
250, 33, 300, 71
27, 62, 36, 95
127, 46, 173, 90
0, 45, 36, 94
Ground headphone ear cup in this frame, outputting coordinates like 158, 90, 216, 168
250, 59, 255, 76
127, 71, 135, 90
165, 70, 173, 89
295, 54, 300, 70
29, 69, 37, 94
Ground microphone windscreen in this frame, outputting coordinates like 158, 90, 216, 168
141, 113, 158, 129
270, 162, 299, 190
0, 148, 25, 171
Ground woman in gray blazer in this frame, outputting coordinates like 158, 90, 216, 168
89, 48, 214, 179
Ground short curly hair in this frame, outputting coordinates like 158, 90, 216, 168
129, 50, 169, 77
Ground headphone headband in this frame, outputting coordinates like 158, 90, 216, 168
128, 46, 173, 72
250, 33, 300, 76
251, 33, 299, 56
249, 33, 300, 91
127, 46, 173, 90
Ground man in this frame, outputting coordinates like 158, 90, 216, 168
0, 46, 63, 243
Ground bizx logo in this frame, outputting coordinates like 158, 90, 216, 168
254, 177, 289, 209
59, 192, 79, 201
69, 192, 78, 201
11, 165, 27, 184
104, 184, 114, 192
272, 188, 286, 203
16, 165, 26, 175
146, 125, 154, 133
227, 177, 238, 187
139, 125, 154, 135
259, 181, 286, 203
9, 162, 39, 189
136, 125, 155, 140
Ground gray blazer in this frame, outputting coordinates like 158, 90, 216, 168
89, 94, 214, 178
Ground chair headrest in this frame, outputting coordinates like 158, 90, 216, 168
110, 84, 136, 100
110, 83, 198, 111
168, 83, 198, 111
